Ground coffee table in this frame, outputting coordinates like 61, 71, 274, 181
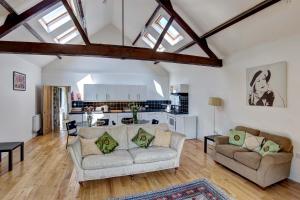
0, 142, 24, 171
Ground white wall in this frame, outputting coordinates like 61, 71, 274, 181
0, 54, 42, 143
169, 33, 300, 182
42, 25, 170, 100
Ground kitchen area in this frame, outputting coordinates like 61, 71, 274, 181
69, 84, 197, 139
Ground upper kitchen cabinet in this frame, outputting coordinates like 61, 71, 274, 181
84, 84, 147, 101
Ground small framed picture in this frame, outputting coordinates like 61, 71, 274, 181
13, 71, 26, 91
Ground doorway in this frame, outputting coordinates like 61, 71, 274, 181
42, 85, 71, 135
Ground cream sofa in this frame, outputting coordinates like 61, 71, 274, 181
214, 126, 293, 188
67, 123, 186, 183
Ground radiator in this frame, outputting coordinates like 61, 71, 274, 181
32, 114, 41, 133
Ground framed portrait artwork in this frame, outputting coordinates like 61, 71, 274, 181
246, 61, 287, 108
13, 71, 26, 91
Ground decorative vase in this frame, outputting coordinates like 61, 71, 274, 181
133, 111, 138, 124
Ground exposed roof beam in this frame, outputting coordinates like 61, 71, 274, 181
0, 0, 60, 38
0, 0, 61, 59
156, 0, 217, 59
132, 5, 161, 46
174, 0, 282, 53
74, 0, 87, 34
61, 0, 90, 45
153, 17, 174, 51
0, 41, 222, 67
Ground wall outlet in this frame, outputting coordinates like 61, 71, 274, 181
296, 152, 300, 159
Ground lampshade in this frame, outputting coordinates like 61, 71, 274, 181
208, 97, 222, 107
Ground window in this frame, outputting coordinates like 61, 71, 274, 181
142, 33, 165, 52
54, 27, 79, 44
152, 16, 184, 46
39, 5, 71, 33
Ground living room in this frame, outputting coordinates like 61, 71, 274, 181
0, 0, 300, 199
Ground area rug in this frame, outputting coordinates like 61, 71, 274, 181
113, 179, 231, 200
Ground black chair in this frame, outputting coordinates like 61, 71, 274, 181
66, 120, 78, 149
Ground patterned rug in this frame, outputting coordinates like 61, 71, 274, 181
113, 179, 231, 200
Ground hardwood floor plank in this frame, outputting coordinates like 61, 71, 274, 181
0, 133, 300, 200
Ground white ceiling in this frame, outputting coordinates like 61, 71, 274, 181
0, 0, 299, 68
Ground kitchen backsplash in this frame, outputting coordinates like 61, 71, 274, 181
72, 100, 172, 111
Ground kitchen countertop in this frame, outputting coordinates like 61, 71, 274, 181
69, 109, 188, 115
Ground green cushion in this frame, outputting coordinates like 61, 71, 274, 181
95, 132, 119, 154
228, 130, 246, 146
259, 140, 280, 156
132, 128, 155, 148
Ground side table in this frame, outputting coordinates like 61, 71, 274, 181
0, 142, 24, 171
204, 135, 221, 153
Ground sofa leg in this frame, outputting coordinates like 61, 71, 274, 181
175, 168, 179, 174
79, 181, 84, 186
130, 175, 134, 180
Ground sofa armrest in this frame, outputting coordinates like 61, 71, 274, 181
170, 132, 186, 167
215, 136, 229, 145
260, 152, 293, 169
67, 137, 83, 169
170, 132, 186, 151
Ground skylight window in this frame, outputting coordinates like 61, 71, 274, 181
152, 16, 184, 46
54, 27, 79, 44
142, 33, 165, 52
39, 5, 71, 33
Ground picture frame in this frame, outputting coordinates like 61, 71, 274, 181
13, 71, 26, 91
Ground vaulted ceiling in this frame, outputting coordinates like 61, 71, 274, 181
0, 0, 299, 68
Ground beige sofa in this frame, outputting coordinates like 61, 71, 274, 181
67, 123, 186, 183
214, 126, 293, 188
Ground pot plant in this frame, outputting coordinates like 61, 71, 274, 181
128, 103, 140, 124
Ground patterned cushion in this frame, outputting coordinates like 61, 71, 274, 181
132, 128, 155, 148
95, 132, 119, 154
242, 133, 265, 152
153, 130, 172, 148
259, 140, 280, 156
228, 130, 246, 146
80, 137, 103, 157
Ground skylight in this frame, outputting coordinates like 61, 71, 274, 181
152, 16, 184, 46
142, 33, 165, 52
54, 27, 79, 44
39, 5, 71, 33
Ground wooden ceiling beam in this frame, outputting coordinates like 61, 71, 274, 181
156, 0, 218, 59
173, 0, 282, 53
0, 41, 222, 67
132, 5, 161, 46
153, 17, 174, 51
61, 0, 90, 45
74, 0, 87, 34
0, 0, 61, 59
0, 0, 60, 38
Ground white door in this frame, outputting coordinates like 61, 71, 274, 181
84, 84, 97, 101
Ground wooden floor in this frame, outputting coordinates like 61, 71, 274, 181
0, 133, 300, 200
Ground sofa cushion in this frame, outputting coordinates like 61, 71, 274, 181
259, 140, 280, 156
259, 132, 292, 153
127, 124, 169, 149
234, 151, 262, 170
235, 126, 260, 136
216, 144, 249, 158
79, 125, 128, 150
132, 128, 155, 148
228, 130, 246, 146
82, 150, 133, 170
129, 146, 177, 164
242, 133, 265, 152
153, 130, 172, 148
95, 132, 119, 154
80, 137, 102, 157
